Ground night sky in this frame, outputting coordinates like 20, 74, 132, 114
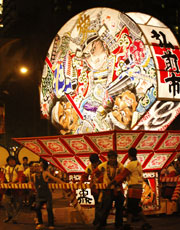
0, 0, 180, 148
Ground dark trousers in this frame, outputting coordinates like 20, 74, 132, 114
35, 196, 54, 226
127, 197, 142, 215
99, 190, 125, 227
3, 190, 22, 220
93, 193, 101, 225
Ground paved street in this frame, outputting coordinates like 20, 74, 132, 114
0, 191, 180, 230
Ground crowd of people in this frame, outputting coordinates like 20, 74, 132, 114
0, 155, 66, 229
0, 148, 153, 230
80, 148, 152, 230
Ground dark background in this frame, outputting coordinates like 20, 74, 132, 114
0, 0, 180, 149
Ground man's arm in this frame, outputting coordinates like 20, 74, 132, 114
45, 171, 65, 184
80, 173, 89, 183
109, 168, 131, 186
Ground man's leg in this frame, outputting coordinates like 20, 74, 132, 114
35, 200, 44, 225
46, 197, 54, 227
12, 192, 23, 222
3, 194, 13, 222
93, 194, 101, 225
114, 191, 125, 228
99, 191, 113, 227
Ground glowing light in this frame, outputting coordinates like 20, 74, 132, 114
19, 66, 28, 75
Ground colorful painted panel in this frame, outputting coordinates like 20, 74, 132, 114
13, 130, 180, 173
88, 134, 114, 152
78, 156, 91, 168
151, 46, 180, 100
18, 140, 48, 156
144, 153, 172, 170
130, 16, 180, 100
142, 172, 160, 211
56, 157, 85, 173
133, 100, 180, 131
39, 138, 71, 155
136, 133, 164, 150
158, 133, 180, 150
116, 133, 139, 150
62, 137, 94, 154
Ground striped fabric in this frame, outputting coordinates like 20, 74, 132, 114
160, 176, 180, 201
0, 183, 107, 190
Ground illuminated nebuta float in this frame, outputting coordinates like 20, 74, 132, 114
13, 8, 180, 213
40, 7, 180, 134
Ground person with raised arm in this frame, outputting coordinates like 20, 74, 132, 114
31, 159, 65, 230
111, 147, 152, 230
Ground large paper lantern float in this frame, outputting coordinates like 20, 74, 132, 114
40, 7, 180, 134
14, 8, 180, 208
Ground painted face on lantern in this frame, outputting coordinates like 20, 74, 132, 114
83, 38, 109, 71
51, 99, 79, 135
112, 90, 137, 128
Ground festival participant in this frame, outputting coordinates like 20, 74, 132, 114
31, 159, 65, 230
3, 155, 22, 223
0, 166, 5, 206
22, 161, 37, 207
112, 147, 152, 230
18, 156, 30, 206
80, 153, 102, 225
93, 150, 125, 230
22, 156, 29, 171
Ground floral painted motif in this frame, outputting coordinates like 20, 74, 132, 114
138, 135, 160, 149
164, 136, 180, 148
117, 135, 134, 149
71, 140, 89, 151
24, 142, 41, 154
63, 160, 79, 170
47, 142, 64, 152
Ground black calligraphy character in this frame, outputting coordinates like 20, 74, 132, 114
77, 189, 93, 204
165, 72, 180, 96
162, 50, 180, 73
151, 30, 174, 49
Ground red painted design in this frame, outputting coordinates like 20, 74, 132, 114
117, 136, 133, 148
97, 138, 113, 149
140, 136, 158, 148
150, 155, 167, 167
164, 136, 180, 147
24, 142, 41, 154
71, 140, 88, 151
63, 160, 79, 170
47, 142, 64, 152
137, 155, 146, 165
